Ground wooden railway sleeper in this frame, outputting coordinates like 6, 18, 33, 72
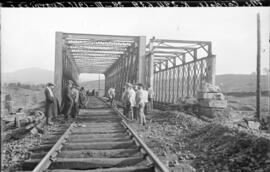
24, 97, 169, 172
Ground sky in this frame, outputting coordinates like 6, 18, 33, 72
1, 8, 269, 82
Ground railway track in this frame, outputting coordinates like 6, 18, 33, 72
20, 96, 169, 172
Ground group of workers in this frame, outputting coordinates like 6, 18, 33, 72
45, 80, 155, 126
107, 82, 154, 126
44, 80, 88, 125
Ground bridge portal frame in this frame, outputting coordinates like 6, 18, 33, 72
54, 32, 146, 104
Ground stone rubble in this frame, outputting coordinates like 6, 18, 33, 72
129, 109, 270, 172
2, 117, 63, 172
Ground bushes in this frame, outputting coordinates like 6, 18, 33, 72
6, 82, 45, 91
225, 91, 269, 97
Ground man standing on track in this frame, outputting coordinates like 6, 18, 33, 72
122, 84, 128, 117
79, 87, 86, 108
71, 85, 80, 118
143, 86, 149, 115
122, 83, 135, 120
44, 82, 55, 125
108, 87, 116, 107
148, 86, 155, 113
133, 84, 139, 120
52, 86, 60, 118
61, 80, 74, 120
136, 83, 146, 125
128, 84, 136, 120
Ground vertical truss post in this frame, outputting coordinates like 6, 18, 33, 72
155, 73, 158, 101
116, 63, 120, 100
54, 32, 64, 104
187, 64, 190, 97
159, 63, 162, 102
206, 43, 216, 85
149, 38, 154, 89
104, 75, 107, 97
200, 60, 204, 89
138, 36, 146, 85
172, 58, 176, 103
123, 53, 127, 82
161, 70, 164, 102
120, 58, 124, 95
127, 47, 131, 83
168, 69, 171, 103
153, 72, 156, 100
193, 49, 197, 96
182, 55, 186, 98
132, 43, 137, 83
177, 66, 180, 101
98, 74, 101, 94
165, 61, 170, 102
206, 55, 216, 85
256, 13, 261, 120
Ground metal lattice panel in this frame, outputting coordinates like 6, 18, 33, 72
151, 38, 215, 103
153, 57, 214, 103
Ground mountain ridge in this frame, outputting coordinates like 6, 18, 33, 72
2, 68, 268, 92
2, 67, 54, 84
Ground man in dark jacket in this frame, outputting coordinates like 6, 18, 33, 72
79, 87, 86, 108
71, 85, 80, 118
61, 80, 73, 120
44, 83, 55, 125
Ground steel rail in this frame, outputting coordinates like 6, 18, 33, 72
121, 120, 169, 172
97, 97, 132, 122
32, 97, 168, 172
32, 122, 75, 172
97, 96, 169, 172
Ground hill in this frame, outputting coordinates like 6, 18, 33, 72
80, 80, 105, 95
2, 67, 268, 94
216, 74, 269, 92
2, 67, 54, 84
80, 74, 269, 93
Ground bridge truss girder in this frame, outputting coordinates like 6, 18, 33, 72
55, 32, 216, 105
145, 37, 216, 104
54, 32, 146, 103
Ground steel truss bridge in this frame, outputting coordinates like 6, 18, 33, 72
55, 32, 216, 104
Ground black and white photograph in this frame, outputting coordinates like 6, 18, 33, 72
1, 7, 270, 172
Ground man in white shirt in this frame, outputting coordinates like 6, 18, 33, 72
108, 87, 116, 106
71, 85, 80, 118
122, 83, 135, 120
128, 85, 136, 120
143, 87, 149, 115
136, 83, 146, 125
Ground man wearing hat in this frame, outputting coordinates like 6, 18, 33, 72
107, 86, 116, 107
136, 83, 146, 125
44, 82, 55, 125
122, 82, 136, 120
79, 87, 86, 108
71, 84, 80, 118
61, 80, 74, 120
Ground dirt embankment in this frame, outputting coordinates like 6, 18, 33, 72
129, 109, 270, 172
1, 86, 60, 171
2, 118, 65, 172
1, 86, 45, 114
